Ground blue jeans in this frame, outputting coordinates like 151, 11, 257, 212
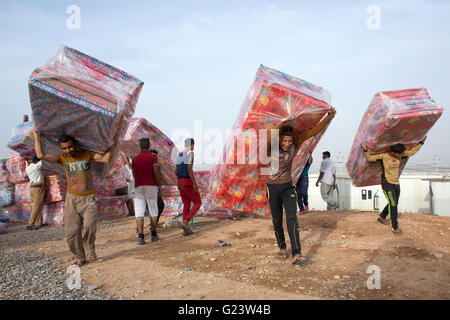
296, 176, 309, 211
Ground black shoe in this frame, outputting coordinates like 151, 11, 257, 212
137, 233, 145, 245
26, 225, 40, 231
40, 224, 49, 228
151, 234, 159, 242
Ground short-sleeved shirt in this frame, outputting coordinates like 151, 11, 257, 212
267, 145, 296, 185
300, 161, 312, 177
58, 150, 95, 195
319, 157, 336, 185
132, 151, 158, 187
176, 150, 194, 179
25, 161, 44, 184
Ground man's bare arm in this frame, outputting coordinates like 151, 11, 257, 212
33, 130, 59, 163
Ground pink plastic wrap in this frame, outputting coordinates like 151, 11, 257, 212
0, 182, 15, 207
43, 201, 64, 227
210, 65, 333, 216
44, 175, 67, 203
14, 182, 32, 203
28, 45, 144, 178
0, 159, 10, 183
97, 195, 128, 221
5, 153, 29, 184
121, 118, 178, 185
94, 175, 116, 197
346, 88, 443, 187
0, 202, 32, 223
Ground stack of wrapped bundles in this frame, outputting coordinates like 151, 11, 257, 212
93, 174, 116, 197
108, 155, 130, 193
7, 120, 36, 160
42, 201, 64, 227
210, 65, 333, 216
121, 118, 178, 185
0, 182, 15, 207
97, 195, 128, 221
14, 182, 32, 203
346, 88, 444, 187
6, 152, 29, 184
0, 159, 10, 183
159, 170, 238, 218
44, 175, 67, 203
28, 45, 144, 178
0, 202, 32, 223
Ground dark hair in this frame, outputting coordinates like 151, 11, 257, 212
390, 143, 406, 154
58, 135, 76, 145
279, 126, 294, 138
323, 151, 331, 157
139, 138, 150, 150
32, 156, 39, 163
185, 138, 194, 147
149, 149, 158, 155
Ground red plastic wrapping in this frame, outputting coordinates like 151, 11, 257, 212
346, 88, 443, 187
210, 65, 333, 215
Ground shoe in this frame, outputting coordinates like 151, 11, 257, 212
40, 223, 49, 228
292, 254, 308, 265
26, 225, 40, 231
151, 234, 159, 242
137, 237, 145, 245
304, 205, 309, 212
377, 217, 390, 225
392, 228, 403, 235
299, 210, 305, 215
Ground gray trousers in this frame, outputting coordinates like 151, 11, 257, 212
320, 183, 338, 210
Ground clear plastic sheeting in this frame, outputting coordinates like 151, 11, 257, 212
346, 88, 443, 187
210, 65, 333, 216
121, 118, 179, 186
7, 120, 36, 160
28, 45, 144, 178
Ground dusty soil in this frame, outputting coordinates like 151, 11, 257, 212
4, 210, 450, 300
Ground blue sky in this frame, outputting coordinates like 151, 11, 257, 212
1, 0, 449, 171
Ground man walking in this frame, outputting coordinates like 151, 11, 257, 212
361, 138, 425, 235
34, 131, 116, 266
315, 151, 339, 210
175, 138, 202, 236
296, 152, 312, 215
24, 156, 46, 230
131, 138, 162, 245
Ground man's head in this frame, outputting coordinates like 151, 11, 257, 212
390, 143, 406, 158
58, 135, 77, 157
31, 156, 40, 164
185, 138, 195, 151
279, 126, 294, 152
139, 138, 150, 151
23, 115, 29, 123
322, 151, 331, 159
149, 149, 158, 155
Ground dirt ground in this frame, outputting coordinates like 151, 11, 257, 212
6, 210, 450, 300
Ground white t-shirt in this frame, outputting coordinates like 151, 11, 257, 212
25, 161, 44, 184
320, 157, 336, 185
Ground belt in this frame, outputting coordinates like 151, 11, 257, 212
30, 184, 43, 188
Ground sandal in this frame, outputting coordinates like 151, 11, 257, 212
292, 254, 308, 265
183, 228, 194, 236
377, 217, 390, 225
392, 229, 403, 235
278, 250, 288, 259
87, 253, 97, 262
72, 260, 86, 267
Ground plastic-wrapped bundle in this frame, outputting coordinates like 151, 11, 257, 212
0, 159, 10, 183
0, 182, 15, 207
97, 195, 128, 221
44, 175, 67, 203
1, 202, 32, 223
108, 156, 130, 190
43, 201, 64, 227
121, 118, 178, 185
346, 88, 443, 187
6, 153, 29, 184
28, 45, 144, 178
94, 175, 116, 197
14, 182, 32, 203
210, 65, 333, 216
7, 120, 36, 160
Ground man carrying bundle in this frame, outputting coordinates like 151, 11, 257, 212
361, 138, 426, 235
34, 130, 117, 266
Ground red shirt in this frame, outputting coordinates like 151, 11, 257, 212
132, 151, 158, 187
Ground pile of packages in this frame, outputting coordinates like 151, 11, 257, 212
28, 45, 143, 178
210, 65, 333, 216
346, 88, 443, 187
0, 45, 145, 226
